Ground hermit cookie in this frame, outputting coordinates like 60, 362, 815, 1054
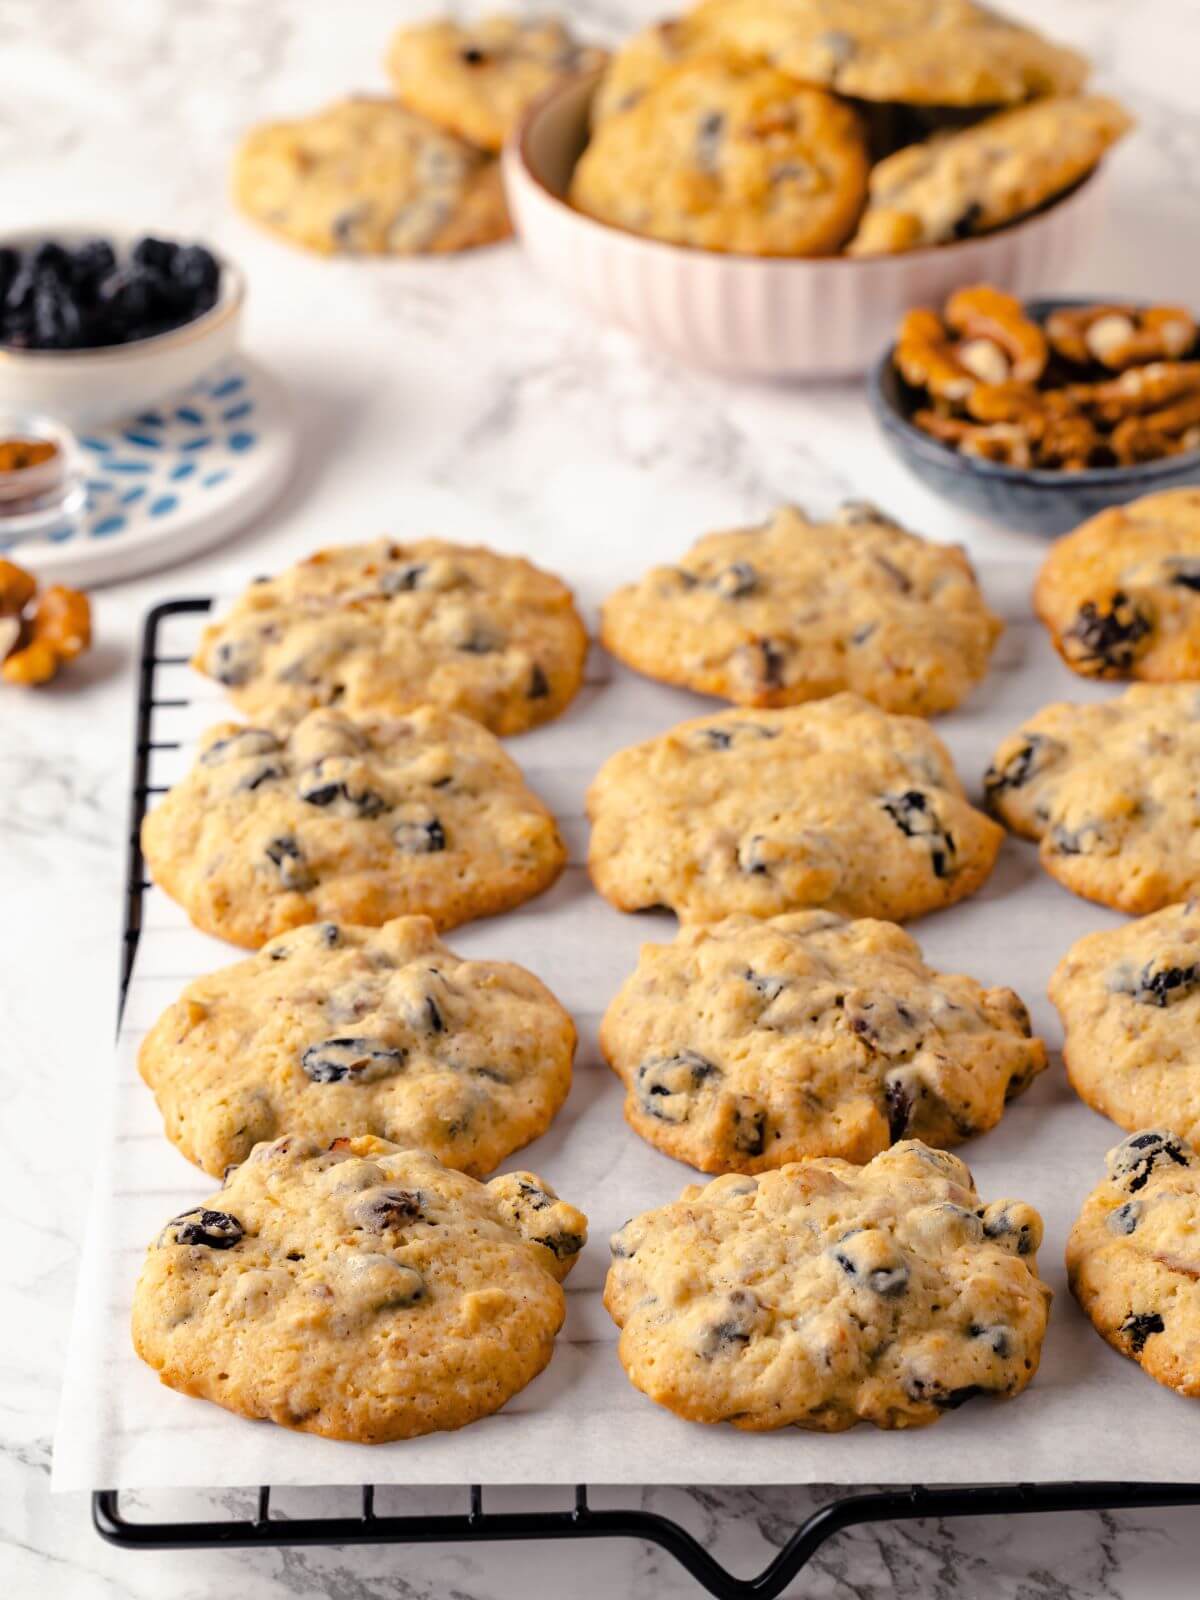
602, 912, 1045, 1172
1050, 901, 1200, 1144
1035, 489, 1200, 682
600, 502, 1001, 715
688, 0, 1087, 106
139, 916, 575, 1179
1066, 1130, 1200, 1397
194, 539, 588, 736
587, 694, 1003, 924
985, 684, 1200, 915
605, 1141, 1051, 1430
848, 95, 1131, 255
142, 708, 565, 947
132, 1136, 586, 1440
232, 97, 509, 256
570, 59, 869, 257
386, 14, 607, 153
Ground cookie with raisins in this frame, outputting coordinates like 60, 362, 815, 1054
605, 1141, 1051, 1430
132, 1136, 585, 1440
1067, 1129, 1200, 1397
602, 911, 1045, 1172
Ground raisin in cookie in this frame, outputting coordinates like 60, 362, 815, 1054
1066, 1129, 1200, 1397
571, 59, 868, 256
232, 97, 509, 256
606, 1140, 1051, 1430
985, 684, 1200, 915
602, 912, 1045, 1173
386, 14, 607, 153
587, 695, 1002, 924
1050, 901, 1200, 1144
688, 0, 1087, 107
600, 502, 1001, 715
132, 1135, 586, 1440
1035, 489, 1200, 682
139, 916, 574, 1179
848, 95, 1131, 255
142, 709, 565, 948
194, 540, 588, 736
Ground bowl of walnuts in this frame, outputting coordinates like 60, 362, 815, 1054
503, 2, 1130, 377
869, 285, 1200, 535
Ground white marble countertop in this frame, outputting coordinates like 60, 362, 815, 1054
2, 0, 1199, 1594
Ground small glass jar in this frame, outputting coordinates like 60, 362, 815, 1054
0, 412, 86, 543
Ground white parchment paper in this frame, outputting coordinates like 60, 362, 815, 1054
52, 559, 1200, 1490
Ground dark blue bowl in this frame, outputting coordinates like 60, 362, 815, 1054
868, 295, 1200, 537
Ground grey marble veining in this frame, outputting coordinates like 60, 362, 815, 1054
2, 0, 1200, 1595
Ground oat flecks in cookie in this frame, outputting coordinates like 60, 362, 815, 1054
1050, 901, 1200, 1143
985, 683, 1200, 915
195, 539, 588, 735
1067, 1129, 1200, 1397
1035, 489, 1200, 682
600, 502, 1001, 714
139, 916, 575, 1178
571, 58, 869, 257
132, 1136, 586, 1441
386, 14, 608, 153
847, 94, 1130, 255
232, 97, 510, 257
605, 1140, 1051, 1430
141, 707, 566, 948
602, 911, 1045, 1172
587, 694, 1003, 924
687, 0, 1088, 107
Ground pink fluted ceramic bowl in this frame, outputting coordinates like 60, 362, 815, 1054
502, 71, 1112, 380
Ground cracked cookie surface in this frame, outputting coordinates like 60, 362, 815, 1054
232, 97, 509, 256
1050, 901, 1200, 1143
1035, 489, 1200, 682
587, 695, 1002, 924
139, 916, 575, 1178
605, 1140, 1051, 1430
386, 14, 607, 152
600, 502, 1001, 714
571, 58, 869, 256
1066, 1130, 1200, 1397
142, 708, 565, 947
602, 911, 1045, 1172
132, 1135, 586, 1441
194, 539, 588, 735
985, 684, 1200, 914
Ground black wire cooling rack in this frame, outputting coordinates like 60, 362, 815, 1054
94, 598, 1200, 1599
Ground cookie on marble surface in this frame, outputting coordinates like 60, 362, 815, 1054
985, 684, 1200, 915
232, 96, 509, 256
386, 14, 607, 152
142, 708, 565, 948
1066, 1129, 1200, 1397
600, 501, 1002, 715
1035, 489, 1200, 683
847, 95, 1131, 255
132, 1135, 586, 1441
194, 539, 588, 736
605, 1140, 1051, 1430
687, 0, 1088, 107
1049, 901, 1200, 1143
571, 58, 869, 256
601, 911, 1045, 1172
139, 916, 575, 1179
587, 695, 1003, 924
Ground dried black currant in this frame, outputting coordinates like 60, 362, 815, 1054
983, 733, 1062, 801
885, 1079, 914, 1144
880, 790, 956, 877
711, 560, 757, 598
1062, 593, 1152, 674
967, 1323, 1011, 1357
298, 770, 387, 818
393, 817, 446, 853
264, 835, 313, 891
732, 1101, 767, 1157
351, 1188, 423, 1230
1107, 1201, 1142, 1235
171, 1208, 244, 1249
1121, 1311, 1165, 1353
1108, 1129, 1193, 1192
301, 1036, 405, 1084
1131, 961, 1200, 1007
380, 562, 427, 594
636, 1050, 718, 1123
202, 727, 279, 766
697, 1289, 759, 1358
528, 663, 550, 699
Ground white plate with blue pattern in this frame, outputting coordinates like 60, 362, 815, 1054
2, 357, 293, 586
